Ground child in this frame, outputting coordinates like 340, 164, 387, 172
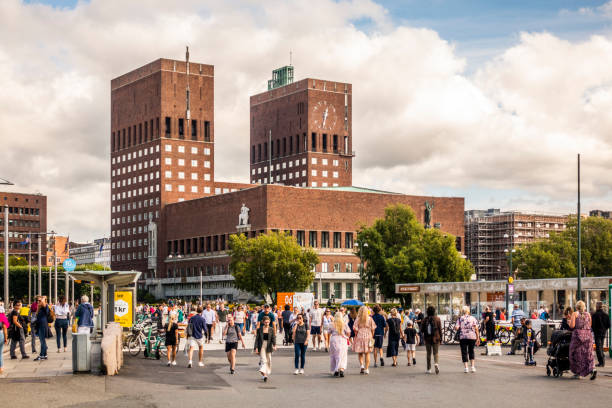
403, 321, 419, 366
523, 319, 537, 366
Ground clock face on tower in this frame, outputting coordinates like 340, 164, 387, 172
312, 100, 337, 131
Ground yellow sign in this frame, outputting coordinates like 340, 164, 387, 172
508, 277, 514, 284
114, 291, 133, 328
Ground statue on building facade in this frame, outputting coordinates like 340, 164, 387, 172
238, 203, 250, 226
424, 201, 434, 229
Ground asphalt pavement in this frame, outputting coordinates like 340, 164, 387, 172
1, 341, 611, 408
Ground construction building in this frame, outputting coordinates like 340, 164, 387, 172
465, 210, 568, 280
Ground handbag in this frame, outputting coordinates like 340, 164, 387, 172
454, 318, 461, 342
368, 337, 375, 348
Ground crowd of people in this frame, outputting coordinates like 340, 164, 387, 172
0, 295, 608, 381
141, 298, 609, 382
0, 295, 96, 374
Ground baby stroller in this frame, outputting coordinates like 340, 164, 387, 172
546, 330, 572, 377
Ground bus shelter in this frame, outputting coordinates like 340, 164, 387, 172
68, 270, 141, 332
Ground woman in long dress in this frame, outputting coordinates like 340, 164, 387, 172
568, 300, 597, 380
329, 312, 350, 377
352, 306, 375, 375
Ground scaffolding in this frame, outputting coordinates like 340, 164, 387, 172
465, 211, 569, 280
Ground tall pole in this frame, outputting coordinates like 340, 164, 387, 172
65, 236, 69, 301
28, 232, 31, 305
199, 267, 202, 305
4, 205, 8, 304
54, 245, 58, 304
37, 234, 42, 296
577, 154, 582, 301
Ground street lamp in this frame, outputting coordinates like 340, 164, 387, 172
1, 179, 13, 304
354, 241, 368, 302
503, 233, 518, 314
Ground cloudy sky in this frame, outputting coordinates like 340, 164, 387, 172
2, 0, 612, 241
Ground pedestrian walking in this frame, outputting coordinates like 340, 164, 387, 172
322, 309, 334, 352
234, 305, 246, 336
591, 301, 610, 368
386, 308, 401, 367
34, 297, 50, 361
54, 296, 70, 353
352, 305, 375, 375
0, 308, 7, 374
372, 305, 388, 367
224, 315, 245, 374
202, 303, 216, 343
28, 297, 39, 354
420, 305, 442, 374
568, 300, 597, 380
348, 308, 357, 345
308, 301, 324, 351
281, 304, 293, 346
292, 314, 309, 374
403, 320, 418, 366
483, 306, 496, 342
9, 301, 30, 360
456, 305, 480, 373
75, 295, 94, 334
329, 312, 350, 377
254, 315, 276, 382
414, 308, 424, 346
187, 306, 207, 368
217, 302, 228, 343
164, 313, 179, 366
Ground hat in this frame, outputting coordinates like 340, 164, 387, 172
264, 304, 270, 308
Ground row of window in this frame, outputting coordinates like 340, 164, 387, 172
163, 171, 212, 181
163, 144, 211, 155
163, 158, 211, 167
252, 133, 349, 163
112, 211, 158, 228
1, 207, 41, 216
112, 171, 159, 189
112, 238, 148, 250
112, 252, 146, 262
251, 157, 341, 176
297, 231, 354, 249
251, 179, 339, 188
112, 198, 159, 214
111, 118, 211, 152
311, 281, 365, 300
112, 185, 160, 201
112, 145, 159, 166
0, 219, 41, 228
112, 158, 159, 178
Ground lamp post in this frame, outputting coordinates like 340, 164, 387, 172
1, 179, 13, 304
199, 267, 203, 305
504, 233, 518, 313
577, 154, 582, 301
354, 241, 368, 302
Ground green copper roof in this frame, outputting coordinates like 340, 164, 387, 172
308, 186, 401, 195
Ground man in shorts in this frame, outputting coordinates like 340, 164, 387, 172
308, 301, 324, 351
187, 306, 207, 368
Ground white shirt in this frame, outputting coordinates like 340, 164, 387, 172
309, 307, 324, 327
202, 309, 216, 324
54, 303, 70, 319
234, 310, 245, 324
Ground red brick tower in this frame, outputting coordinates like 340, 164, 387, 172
110, 48, 215, 273
249, 66, 354, 187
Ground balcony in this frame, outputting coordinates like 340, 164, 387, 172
339, 150, 356, 158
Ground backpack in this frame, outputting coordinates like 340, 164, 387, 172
47, 306, 55, 323
186, 320, 194, 337
427, 317, 434, 336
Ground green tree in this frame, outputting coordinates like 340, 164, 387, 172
357, 204, 473, 308
228, 231, 319, 304
514, 216, 612, 278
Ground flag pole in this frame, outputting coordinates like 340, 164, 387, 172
28, 232, 31, 305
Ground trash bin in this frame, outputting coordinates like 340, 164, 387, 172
72, 333, 91, 372
90, 336, 102, 375
541, 323, 556, 347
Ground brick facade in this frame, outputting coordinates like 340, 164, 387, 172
250, 78, 353, 187
143, 185, 463, 301
0, 192, 47, 265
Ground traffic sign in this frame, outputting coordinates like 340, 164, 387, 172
508, 283, 514, 294
62, 258, 76, 272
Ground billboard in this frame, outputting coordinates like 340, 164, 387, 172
114, 291, 133, 328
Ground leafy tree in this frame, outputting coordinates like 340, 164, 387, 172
357, 204, 473, 308
514, 216, 612, 278
229, 231, 319, 305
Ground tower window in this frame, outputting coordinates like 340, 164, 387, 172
164, 117, 171, 137
204, 121, 211, 142
333, 134, 338, 153
311, 133, 316, 151
191, 120, 197, 140
322, 134, 327, 152
178, 118, 184, 139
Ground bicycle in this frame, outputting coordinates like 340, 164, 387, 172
143, 324, 167, 360
125, 323, 148, 356
496, 324, 514, 346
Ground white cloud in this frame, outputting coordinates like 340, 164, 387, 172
1, 0, 611, 241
